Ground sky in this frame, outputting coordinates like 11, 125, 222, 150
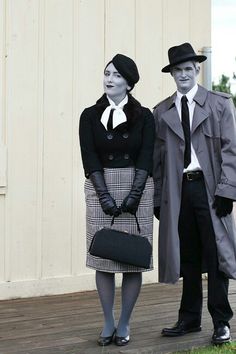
212, 0, 236, 92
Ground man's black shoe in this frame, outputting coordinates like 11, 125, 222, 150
212, 325, 231, 345
161, 320, 201, 337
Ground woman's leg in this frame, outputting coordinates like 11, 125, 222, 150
96, 270, 116, 337
117, 272, 142, 337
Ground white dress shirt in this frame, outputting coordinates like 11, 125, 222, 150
175, 84, 202, 172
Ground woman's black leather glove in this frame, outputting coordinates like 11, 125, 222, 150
89, 171, 121, 217
213, 195, 233, 217
154, 207, 160, 220
121, 169, 148, 215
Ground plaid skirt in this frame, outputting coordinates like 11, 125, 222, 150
85, 167, 154, 272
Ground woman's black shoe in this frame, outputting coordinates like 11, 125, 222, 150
97, 330, 116, 346
114, 335, 130, 346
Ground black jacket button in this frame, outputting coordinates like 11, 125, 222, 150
108, 154, 114, 160
107, 133, 113, 140
122, 132, 129, 139
124, 153, 129, 160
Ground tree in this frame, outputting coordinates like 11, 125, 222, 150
212, 74, 236, 106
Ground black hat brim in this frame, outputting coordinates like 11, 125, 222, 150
161, 54, 207, 73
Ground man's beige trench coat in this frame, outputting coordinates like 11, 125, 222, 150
153, 85, 236, 284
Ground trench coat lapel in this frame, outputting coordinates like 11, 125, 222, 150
192, 85, 209, 134
162, 94, 184, 140
162, 86, 209, 140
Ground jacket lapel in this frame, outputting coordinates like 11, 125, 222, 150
162, 94, 184, 140
192, 85, 209, 133
161, 86, 209, 140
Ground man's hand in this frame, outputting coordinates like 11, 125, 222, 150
213, 196, 233, 217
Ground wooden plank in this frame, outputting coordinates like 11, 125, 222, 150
42, 0, 74, 277
105, 0, 136, 60
5, 0, 40, 281
0, 280, 234, 353
136, 0, 163, 108
0, 196, 5, 280
76, 0, 105, 275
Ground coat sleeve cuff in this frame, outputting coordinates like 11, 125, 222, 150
215, 181, 236, 201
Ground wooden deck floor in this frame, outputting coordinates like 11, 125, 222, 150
0, 280, 235, 354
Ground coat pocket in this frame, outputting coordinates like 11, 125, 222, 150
201, 121, 221, 153
201, 120, 220, 138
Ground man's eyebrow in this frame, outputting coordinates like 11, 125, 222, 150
173, 65, 193, 69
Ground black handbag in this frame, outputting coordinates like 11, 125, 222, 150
89, 215, 152, 268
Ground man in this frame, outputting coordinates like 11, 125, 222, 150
153, 42, 236, 345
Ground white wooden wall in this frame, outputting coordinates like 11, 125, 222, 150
0, 0, 211, 299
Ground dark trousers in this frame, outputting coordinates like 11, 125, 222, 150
178, 175, 233, 328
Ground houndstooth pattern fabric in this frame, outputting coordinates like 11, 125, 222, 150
85, 167, 154, 272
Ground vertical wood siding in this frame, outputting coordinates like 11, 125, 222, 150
0, 0, 211, 299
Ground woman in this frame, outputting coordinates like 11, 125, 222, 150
79, 54, 155, 346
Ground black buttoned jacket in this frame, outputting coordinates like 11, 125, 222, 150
79, 94, 155, 178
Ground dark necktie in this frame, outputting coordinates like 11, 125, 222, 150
107, 108, 115, 130
181, 95, 191, 168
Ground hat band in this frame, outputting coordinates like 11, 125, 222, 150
169, 53, 203, 66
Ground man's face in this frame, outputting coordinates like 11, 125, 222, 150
171, 61, 200, 94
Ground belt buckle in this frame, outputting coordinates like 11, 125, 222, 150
186, 172, 193, 181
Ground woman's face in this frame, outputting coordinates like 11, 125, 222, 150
103, 63, 130, 104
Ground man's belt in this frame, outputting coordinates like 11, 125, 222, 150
183, 170, 203, 181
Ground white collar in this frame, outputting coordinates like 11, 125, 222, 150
101, 95, 128, 130
107, 95, 128, 108
177, 84, 198, 104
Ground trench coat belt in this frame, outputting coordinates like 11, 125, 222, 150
183, 170, 203, 181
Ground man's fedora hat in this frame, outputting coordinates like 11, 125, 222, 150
162, 42, 207, 73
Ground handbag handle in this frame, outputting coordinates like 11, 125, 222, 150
111, 213, 141, 233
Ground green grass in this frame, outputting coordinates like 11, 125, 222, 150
173, 341, 236, 353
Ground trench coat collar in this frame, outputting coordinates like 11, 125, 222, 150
192, 85, 209, 133
162, 85, 209, 138
162, 93, 184, 140
193, 84, 208, 106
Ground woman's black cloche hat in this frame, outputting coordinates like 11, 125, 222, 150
105, 54, 139, 90
162, 42, 207, 73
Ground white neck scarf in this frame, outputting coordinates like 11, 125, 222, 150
101, 95, 128, 130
